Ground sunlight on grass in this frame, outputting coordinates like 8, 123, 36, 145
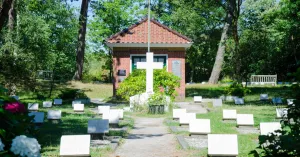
69, 81, 113, 99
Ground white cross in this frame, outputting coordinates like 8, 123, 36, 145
137, 52, 163, 94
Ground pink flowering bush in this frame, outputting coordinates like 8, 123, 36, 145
3, 102, 26, 113
0, 96, 36, 156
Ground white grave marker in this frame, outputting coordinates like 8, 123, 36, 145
194, 96, 202, 103
43, 101, 52, 108
54, 99, 62, 105
173, 109, 186, 119
28, 103, 39, 111
107, 109, 120, 124
223, 109, 237, 120
260, 122, 281, 136
47, 110, 61, 120
234, 98, 244, 105
260, 94, 268, 101
213, 99, 222, 107
136, 52, 163, 94
272, 97, 283, 104
88, 119, 109, 134
118, 109, 124, 119
287, 99, 295, 105
189, 119, 211, 135
72, 100, 81, 107
208, 134, 238, 156
60, 135, 90, 156
276, 108, 288, 118
98, 106, 110, 115
73, 104, 84, 112
179, 113, 196, 125
237, 114, 254, 126
28, 112, 44, 123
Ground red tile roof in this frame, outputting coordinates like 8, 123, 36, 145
106, 18, 192, 44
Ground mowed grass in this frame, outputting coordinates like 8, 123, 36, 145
182, 84, 291, 157
68, 81, 113, 99
33, 104, 133, 157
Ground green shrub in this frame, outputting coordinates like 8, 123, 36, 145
117, 68, 180, 101
224, 82, 250, 97
220, 76, 234, 84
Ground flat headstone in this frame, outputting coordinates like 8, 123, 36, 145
179, 113, 196, 125
72, 100, 82, 107
276, 108, 288, 118
74, 104, 84, 112
98, 106, 110, 115
260, 122, 281, 136
260, 94, 268, 101
189, 119, 211, 135
107, 109, 120, 124
54, 99, 62, 105
60, 135, 90, 156
47, 110, 62, 120
43, 101, 52, 108
213, 99, 222, 107
237, 114, 254, 126
272, 97, 283, 104
118, 109, 124, 119
173, 109, 186, 119
28, 103, 39, 111
208, 134, 238, 156
234, 98, 244, 105
123, 107, 131, 111
287, 99, 295, 105
11, 96, 19, 101
194, 96, 202, 103
223, 109, 237, 120
88, 119, 109, 134
28, 112, 44, 123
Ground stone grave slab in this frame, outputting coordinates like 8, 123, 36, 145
88, 119, 109, 134
223, 109, 237, 120
272, 97, 283, 104
28, 103, 39, 111
107, 109, 120, 124
234, 98, 244, 105
213, 99, 222, 107
74, 104, 84, 112
260, 94, 268, 101
260, 122, 281, 136
237, 114, 254, 126
72, 100, 81, 107
179, 113, 196, 125
173, 109, 186, 119
287, 99, 295, 105
98, 106, 110, 115
276, 108, 288, 118
54, 99, 62, 105
28, 112, 44, 123
118, 109, 124, 119
208, 134, 238, 156
194, 96, 202, 103
189, 119, 211, 135
11, 96, 19, 101
47, 110, 62, 120
43, 101, 52, 108
60, 135, 90, 156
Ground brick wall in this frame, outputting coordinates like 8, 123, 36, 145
113, 47, 186, 100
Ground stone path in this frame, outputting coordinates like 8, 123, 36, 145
112, 117, 188, 157
174, 102, 208, 114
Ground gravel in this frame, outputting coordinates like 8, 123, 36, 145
184, 136, 208, 149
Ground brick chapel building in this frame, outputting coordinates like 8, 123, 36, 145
106, 18, 192, 100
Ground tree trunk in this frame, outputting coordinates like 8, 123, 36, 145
0, 0, 13, 32
74, 0, 89, 80
208, 20, 230, 84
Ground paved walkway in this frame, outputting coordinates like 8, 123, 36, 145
112, 117, 187, 157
